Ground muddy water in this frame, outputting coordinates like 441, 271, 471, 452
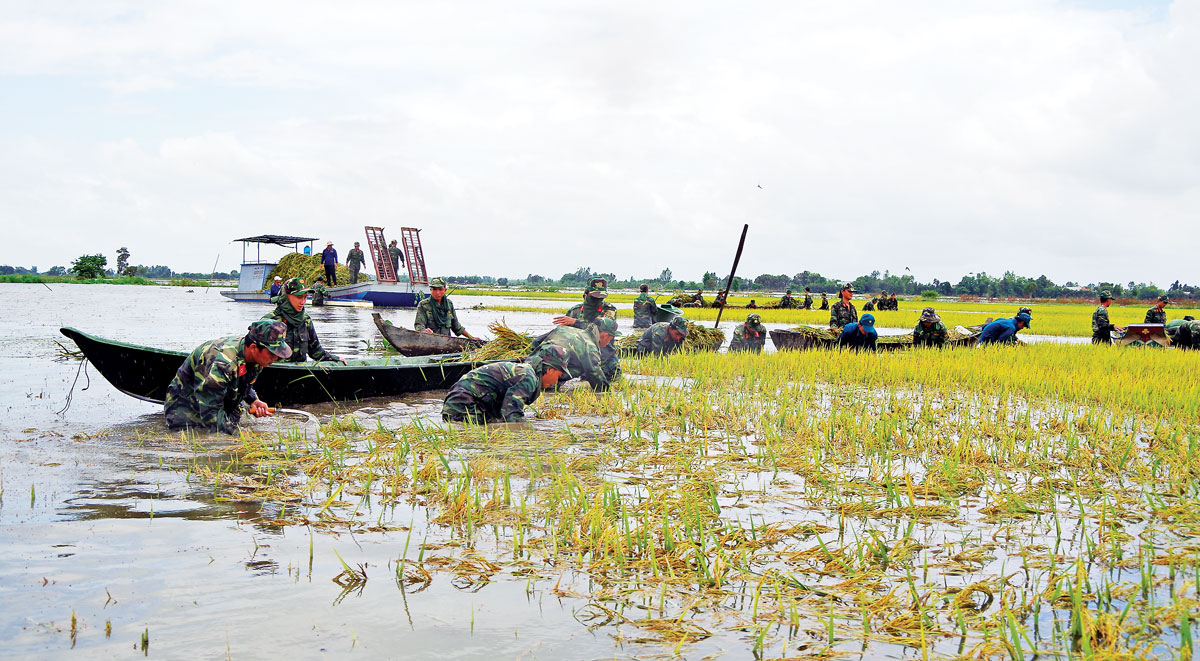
0, 283, 624, 659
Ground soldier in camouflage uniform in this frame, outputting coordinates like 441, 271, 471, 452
1171, 318, 1200, 350
529, 316, 619, 390
555, 277, 617, 331
1091, 290, 1122, 344
346, 242, 366, 285
634, 316, 689, 357
889, 294, 899, 311
829, 283, 859, 330
310, 276, 328, 306
912, 307, 948, 348
729, 313, 767, 353
441, 345, 570, 424
388, 239, 405, 276
1166, 315, 1196, 345
863, 297, 877, 312
778, 289, 796, 309
802, 287, 813, 310
1144, 295, 1169, 324
694, 290, 706, 307
633, 284, 658, 328
164, 320, 292, 435
819, 293, 829, 310
263, 278, 343, 362
415, 277, 477, 338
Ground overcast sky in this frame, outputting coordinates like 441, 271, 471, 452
1, 0, 1194, 286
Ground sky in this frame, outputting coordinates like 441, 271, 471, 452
1, 0, 1194, 287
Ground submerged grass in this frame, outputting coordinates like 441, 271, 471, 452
185, 342, 1200, 657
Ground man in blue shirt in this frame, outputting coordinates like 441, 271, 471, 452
978, 312, 1031, 346
837, 313, 877, 351
321, 241, 338, 286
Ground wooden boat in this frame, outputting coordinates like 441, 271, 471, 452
373, 313, 486, 356
770, 325, 983, 352
60, 327, 483, 406
654, 304, 685, 323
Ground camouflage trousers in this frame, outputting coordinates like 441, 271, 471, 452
348, 264, 360, 285
441, 391, 494, 424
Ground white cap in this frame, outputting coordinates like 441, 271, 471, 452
273, 276, 282, 280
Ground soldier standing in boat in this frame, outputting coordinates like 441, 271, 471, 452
1144, 295, 1169, 324
441, 346, 571, 424
555, 277, 617, 331
264, 278, 344, 362
415, 277, 478, 339
346, 241, 366, 285
1091, 290, 1123, 344
388, 239, 405, 276
829, 283, 859, 330
633, 284, 658, 328
164, 320, 292, 434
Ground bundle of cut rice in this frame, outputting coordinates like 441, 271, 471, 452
616, 321, 725, 354
264, 253, 363, 291
462, 321, 533, 361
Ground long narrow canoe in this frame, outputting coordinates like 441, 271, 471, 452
60, 327, 481, 406
372, 313, 486, 356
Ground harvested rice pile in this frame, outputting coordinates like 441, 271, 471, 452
785, 324, 979, 346
616, 321, 725, 354
785, 326, 838, 341
462, 321, 533, 361
264, 253, 362, 291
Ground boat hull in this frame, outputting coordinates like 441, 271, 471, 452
60, 327, 480, 406
220, 281, 429, 307
373, 313, 485, 356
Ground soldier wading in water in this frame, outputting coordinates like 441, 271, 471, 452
441, 345, 571, 424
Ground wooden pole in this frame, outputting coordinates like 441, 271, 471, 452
714, 224, 749, 328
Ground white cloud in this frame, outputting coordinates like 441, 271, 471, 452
0, 0, 1196, 287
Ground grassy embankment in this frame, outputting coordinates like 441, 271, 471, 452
0, 274, 220, 287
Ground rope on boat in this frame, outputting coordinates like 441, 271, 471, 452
57, 357, 91, 416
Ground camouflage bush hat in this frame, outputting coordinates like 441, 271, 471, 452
593, 317, 622, 336
1018, 307, 1032, 316
746, 313, 763, 326
859, 313, 875, 328
586, 278, 608, 298
1098, 290, 1112, 300
1158, 295, 1170, 303
841, 283, 856, 292
246, 320, 293, 359
429, 277, 447, 288
1015, 312, 1032, 327
282, 277, 311, 296
526, 345, 571, 377
668, 316, 689, 336
920, 307, 939, 322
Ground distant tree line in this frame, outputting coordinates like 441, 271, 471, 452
452, 266, 1197, 302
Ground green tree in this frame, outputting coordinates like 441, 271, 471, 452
116, 247, 130, 275
658, 268, 672, 284
71, 254, 108, 279
46, 265, 66, 276
701, 271, 719, 290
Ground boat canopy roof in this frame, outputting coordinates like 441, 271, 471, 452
234, 234, 319, 246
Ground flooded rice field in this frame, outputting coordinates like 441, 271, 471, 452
1, 283, 1196, 658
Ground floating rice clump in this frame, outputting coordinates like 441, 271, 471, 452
265, 253, 362, 291
616, 321, 725, 353
462, 321, 533, 361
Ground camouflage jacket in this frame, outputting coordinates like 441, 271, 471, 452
863, 299, 876, 312
829, 300, 858, 329
164, 335, 261, 434
634, 322, 685, 357
912, 320, 948, 347
819, 297, 829, 310
414, 296, 466, 336
565, 300, 617, 331
346, 248, 366, 268
802, 294, 813, 309
633, 293, 658, 328
600, 342, 621, 383
1092, 305, 1114, 335
388, 245, 404, 265
529, 326, 609, 390
729, 323, 766, 352
262, 310, 338, 362
441, 362, 543, 423
1144, 307, 1166, 325
310, 281, 327, 305
778, 294, 796, 309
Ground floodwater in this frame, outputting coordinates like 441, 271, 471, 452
0, 283, 1105, 658
0, 283, 632, 659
